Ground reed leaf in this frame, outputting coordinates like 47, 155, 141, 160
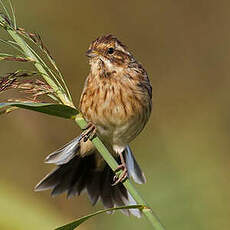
55, 205, 145, 230
0, 102, 78, 119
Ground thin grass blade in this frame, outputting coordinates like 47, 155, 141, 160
8, 0, 16, 29
55, 205, 144, 230
0, 0, 11, 22
0, 38, 25, 55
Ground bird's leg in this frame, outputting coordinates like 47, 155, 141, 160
81, 122, 96, 142
112, 151, 128, 186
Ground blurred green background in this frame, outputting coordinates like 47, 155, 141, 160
1, 0, 230, 229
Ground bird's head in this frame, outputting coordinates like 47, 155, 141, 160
86, 34, 135, 74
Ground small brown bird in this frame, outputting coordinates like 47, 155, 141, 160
35, 34, 152, 217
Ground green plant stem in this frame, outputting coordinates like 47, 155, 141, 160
2, 18, 165, 230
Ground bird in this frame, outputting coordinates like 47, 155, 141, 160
35, 34, 152, 217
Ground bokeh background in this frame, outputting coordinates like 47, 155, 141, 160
1, 0, 230, 229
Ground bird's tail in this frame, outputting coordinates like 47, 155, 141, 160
35, 136, 146, 217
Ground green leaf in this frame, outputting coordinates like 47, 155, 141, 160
0, 102, 78, 119
55, 205, 144, 230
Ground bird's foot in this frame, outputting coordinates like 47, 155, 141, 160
112, 163, 128, 186
112, 151, 128, 186
81, 122, 96, 142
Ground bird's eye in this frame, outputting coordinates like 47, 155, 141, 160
108, 47, 114, 54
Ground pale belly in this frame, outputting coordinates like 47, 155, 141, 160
96, 111, 144, 150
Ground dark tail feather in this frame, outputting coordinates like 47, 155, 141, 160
35, 153, 141, 217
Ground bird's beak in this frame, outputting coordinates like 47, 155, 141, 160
85, 49, 98, 58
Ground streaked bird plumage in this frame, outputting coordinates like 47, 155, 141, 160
35, 34, 152, 217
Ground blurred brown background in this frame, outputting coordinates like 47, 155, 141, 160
1, 0, 230, 229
